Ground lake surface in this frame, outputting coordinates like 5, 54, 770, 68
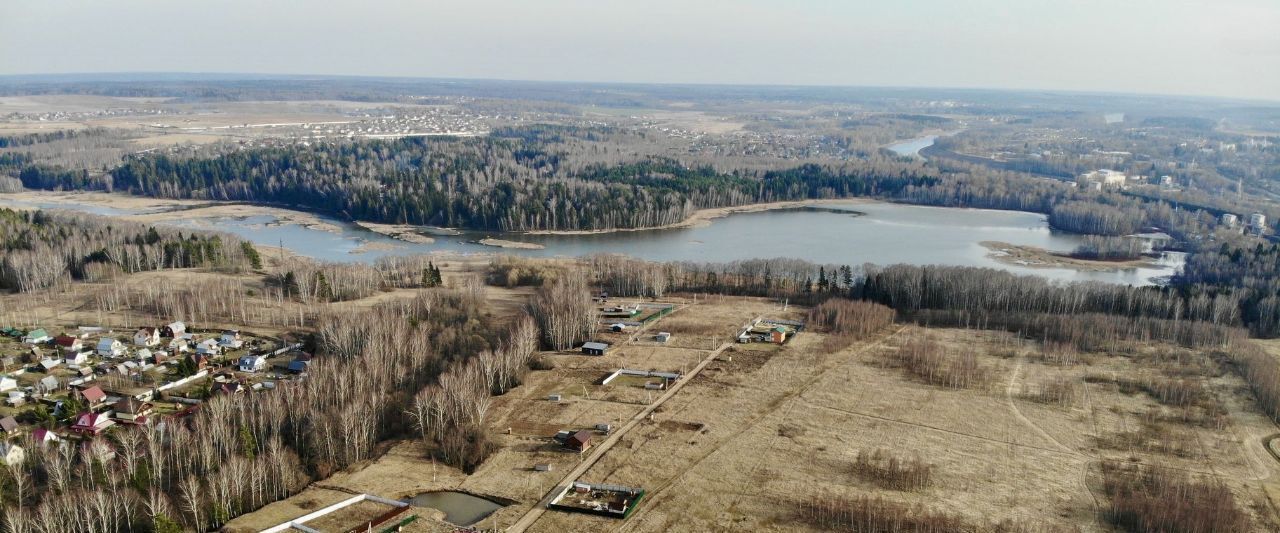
0, 195, 1183, 285
405, 491, 503, 526
886, 135, 938, 158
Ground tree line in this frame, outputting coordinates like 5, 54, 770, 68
0, 208, 251, 293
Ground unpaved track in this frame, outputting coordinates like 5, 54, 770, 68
617, 325, 908, 531
506, 338, 737, 533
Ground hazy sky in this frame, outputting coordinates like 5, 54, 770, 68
3, 0, 1279, 101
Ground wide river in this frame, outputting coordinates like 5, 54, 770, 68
0, 195, 1183, 286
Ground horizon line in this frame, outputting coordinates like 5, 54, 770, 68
1, 70, 1277, 107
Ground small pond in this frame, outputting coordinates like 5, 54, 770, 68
405, 491, 504, 526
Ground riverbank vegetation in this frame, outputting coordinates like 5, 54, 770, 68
0, 207, 251, 293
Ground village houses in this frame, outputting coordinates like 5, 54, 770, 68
133, 327, 160, 347
96, 337, 126, 357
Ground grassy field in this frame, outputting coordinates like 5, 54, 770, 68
225, 292, 1280, 532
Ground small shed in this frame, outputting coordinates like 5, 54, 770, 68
655, 332, 671, 343
534, 463, 553, 472
565, 430, 593, 452
582, 342, 609, 356
548, 394, 562, 402
610, 323, 627, 332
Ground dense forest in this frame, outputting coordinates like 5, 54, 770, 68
7, 125, 1202, 239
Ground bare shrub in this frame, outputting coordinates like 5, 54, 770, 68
808, 299, 896, 351
1021, 376, 1079, 407
887, 336, 989, 389
794, 495, 969, 532
1036, 341, 1079, 365
852, 449, 934, 492
1097, 414, 1201, 458
486, 255, 563, 287
1100, 461, 1249, 533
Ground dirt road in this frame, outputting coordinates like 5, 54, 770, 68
506, 339, 736, 532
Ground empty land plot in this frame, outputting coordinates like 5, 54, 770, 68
527, 324, 1280, 532
654, 296, 794, 350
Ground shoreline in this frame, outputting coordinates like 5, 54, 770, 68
477, 238, 545, 250
980, 241, 1159, 272
1, 190, 875, 239
523, 198, 872, 236
354, 221, 436, 243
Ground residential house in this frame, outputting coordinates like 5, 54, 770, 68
219, 330, 243, 349
111, 397, 153, 424
32, 428, 61, 447
187, 353, 210, 371
37, 375, 59, 394
581, 342, 609, 356
287, 358, 311, 374
135, 348, 152, 364
196, 339, 221, 356
564, 430, 593, 452
168, 337, 191, 353
39, 358, 62, 372
0, 376, 15, 393
0, 443, 24, 466
133, 327, 160, 347
70, 412, 114, 436
162, 321, 186, 338
65, 351, 90, 366
0, 416, 20, 437
96, 338, 126, 358
23, 329, 50, 344
213, 382, 243, 395
238, 354, 267, 373
54, 335, 83, 352
771, 326, 788, 344
4, 392, 25, 407
77, 385, 107, 409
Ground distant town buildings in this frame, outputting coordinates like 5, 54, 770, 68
1248, 213, 1268, 235
1079, 169, 1128, 190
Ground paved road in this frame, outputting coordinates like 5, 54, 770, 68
505, 338, 736, 532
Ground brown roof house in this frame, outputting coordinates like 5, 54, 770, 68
112, 398, 153, 424
77, 385, 108, 409
0, 416, 20, 437
565, 430, 593, 453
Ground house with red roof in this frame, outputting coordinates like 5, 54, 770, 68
70, 412, 114, 436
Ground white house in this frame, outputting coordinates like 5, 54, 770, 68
37, 375, 59, 394
96, 338, 126, 358
133, 327, 160, 347
39, 358, 62, 371
0, 443, 24, 466
238, 354, 268, 373
196, 339, 222, 356
65, 351, 90, 366
219, 330, 243, 349
168, 337, 191, 353
4, 392, 25, 407
0, 377, 16, 393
